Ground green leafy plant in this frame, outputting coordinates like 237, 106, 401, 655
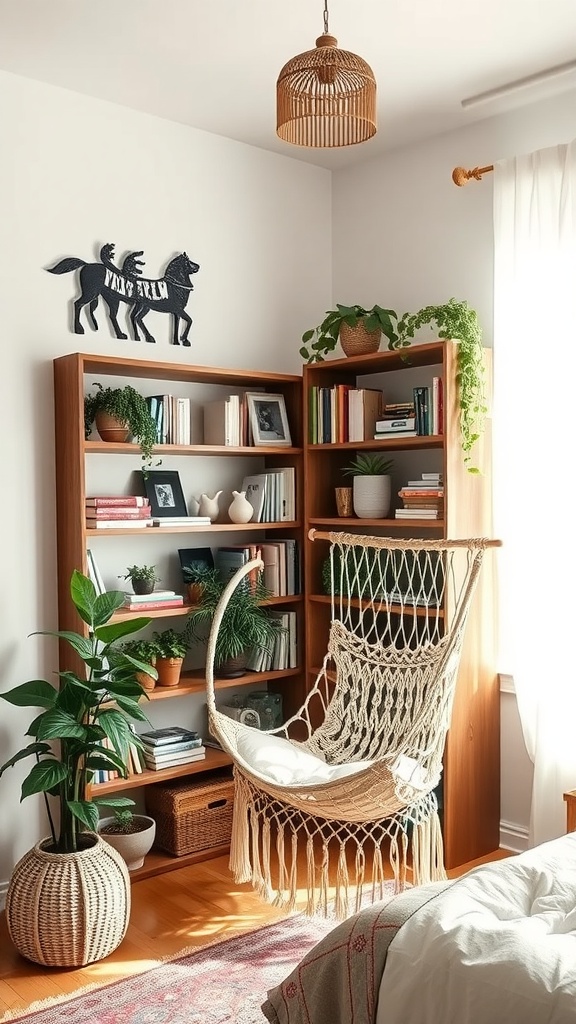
300, 304, 398, 362
342, 452, 394, 477
0, 571, 152, 854
84, 382, 158, 472
121, 639, 158, 668
100, 807, 151, 835
184, 568, 283, 669
394, 299, 486, 472
119, 565, 159, 584
152, 628, 188, 660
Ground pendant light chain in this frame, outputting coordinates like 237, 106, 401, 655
323, 0, 330, 35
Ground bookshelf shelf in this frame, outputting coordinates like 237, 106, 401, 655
303, 340, 500, 870
54, 351, 305, 875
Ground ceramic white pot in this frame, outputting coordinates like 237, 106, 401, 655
228, 490, 254, 524
353, 475, 391, 518
198, 490, 222, 521
98, 815, 156, 871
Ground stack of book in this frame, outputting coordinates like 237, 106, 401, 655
122, 589, 185, 612
86, 496, 153, 529
241, 467, 295, 523
308, 385, 384, 444
374, 402, 417, 439
139, 727, 206, 771
145, 395, 191, 445
395, 474, 444, 520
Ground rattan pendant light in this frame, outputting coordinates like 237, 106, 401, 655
276, 0, 377, 148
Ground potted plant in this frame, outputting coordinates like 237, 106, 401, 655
98, 806, 156, 871
0, 570, 153, 967
394, 299, 486, 472
121, 638, 159, 691
300, 304, 399, 362
152, 627, 188, 687
119, 563, 160, 595
342, 452, 394, 519
185, 567, 283, 678
84, 382, 158, 472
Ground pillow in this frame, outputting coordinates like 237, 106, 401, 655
236, 727, 373, 787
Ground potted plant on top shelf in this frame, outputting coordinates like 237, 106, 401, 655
84, 382, 158, 473
300, 304, 399, 362
119, 563, 160, 595
0, 570, 154, 967
393, 298, 487, 473
184, 566, 284, 678
342, 452, 394, 519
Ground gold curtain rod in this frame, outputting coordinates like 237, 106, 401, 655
452, 164, 494, 187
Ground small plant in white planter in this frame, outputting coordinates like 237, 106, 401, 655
342, 452, 394, 519
99, 807, 156, 871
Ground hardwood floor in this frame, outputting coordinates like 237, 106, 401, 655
0, 847, 512, 1017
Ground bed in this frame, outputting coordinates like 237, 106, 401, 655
262, 832, 576, 1024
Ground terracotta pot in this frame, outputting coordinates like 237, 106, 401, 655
339, 322, 382, 357
5, 834, 130, 967
156, 656, 183, 687
186, 582, 205, 605
95, 411, 131, 443
136, 669, 156, 692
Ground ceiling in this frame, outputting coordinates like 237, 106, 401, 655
1, 0, 576, 170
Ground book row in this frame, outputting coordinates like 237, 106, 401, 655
246, 610, 298, 672
241, 467, 296, 523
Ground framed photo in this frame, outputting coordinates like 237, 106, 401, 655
178, 547, 214, 580
246, 393, 292, 447
142, 470, 188, 518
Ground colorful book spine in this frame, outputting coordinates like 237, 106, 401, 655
85, 496, 150, 507
123, 597, 184, 611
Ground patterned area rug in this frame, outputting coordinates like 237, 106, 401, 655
1, 912, 343, 1024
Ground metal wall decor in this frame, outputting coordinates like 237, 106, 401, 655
46, 243, 200, 346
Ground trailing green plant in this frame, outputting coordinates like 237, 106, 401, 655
184, 568, 283, 668
300, 304, 399, 362
84, 382, 158, 472
152, 628, 188, 660
342, 452, 394, 477
119, 564, 160, 585
393, 298, 486, 472
0, 571, 153, 854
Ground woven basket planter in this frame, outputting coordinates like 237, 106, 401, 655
5, 833, 131, 967
339, 321, 382, 357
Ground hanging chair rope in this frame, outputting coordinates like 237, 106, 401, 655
205, 534, 500, 917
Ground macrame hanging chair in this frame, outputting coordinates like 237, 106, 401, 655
205, 532, 500, 918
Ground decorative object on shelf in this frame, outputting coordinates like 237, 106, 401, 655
228, 489, 255, 524
300, 304, 399, 362
119, 564, 160, 595
46, 242, 200, 346
394, 299, 486, 473
246, 393, 292, 447
342, 452, 394, 519
335, 485, 354, 518
184, 566, 282, 678
0, 570, 153, 966
98, 809, 156, 871
121, 639, 158, 691
143, 469, 188, 518
84, 382, 158, 472
152, 628, 188, 688
178, 547, 214, 603
276, 0, 376, 149
197, 490, 222, 521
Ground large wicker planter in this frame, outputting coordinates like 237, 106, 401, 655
339, 321, 382, 356
5, 833, 131, 967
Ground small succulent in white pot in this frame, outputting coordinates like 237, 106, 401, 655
342, 452, 394, 519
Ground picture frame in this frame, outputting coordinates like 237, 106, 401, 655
142, 470, 188, 518
246, 393, 292, 447
178, 547, 214, 580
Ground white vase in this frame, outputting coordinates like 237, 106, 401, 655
228, 490, 254, 524
98, 815, 156, 871
353, 475, 391, 519
198, 490, 222, 521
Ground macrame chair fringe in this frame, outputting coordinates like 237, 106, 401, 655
205, 534, 499, 918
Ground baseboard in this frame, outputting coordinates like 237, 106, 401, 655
500, 819, 529, 853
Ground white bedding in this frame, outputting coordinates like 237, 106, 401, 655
376, 832, 576, 1024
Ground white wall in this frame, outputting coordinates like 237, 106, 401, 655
331, 88, 576, 845
0, 69, 331, 891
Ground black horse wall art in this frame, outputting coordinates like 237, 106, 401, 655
46, 243, 200, 345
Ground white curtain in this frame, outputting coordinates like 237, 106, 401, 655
493, 141, 576, 845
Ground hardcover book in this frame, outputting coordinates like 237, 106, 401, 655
139, 727, 200, 747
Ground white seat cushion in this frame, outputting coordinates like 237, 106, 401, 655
235, 727, 373, 787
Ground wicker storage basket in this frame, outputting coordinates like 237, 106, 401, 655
146, 771, 234, 857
